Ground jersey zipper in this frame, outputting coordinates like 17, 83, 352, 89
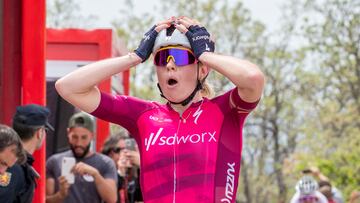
173, 118, 182, 203
173, 107, 194, 203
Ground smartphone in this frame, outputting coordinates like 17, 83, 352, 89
125, 138, 136, 151
61, 157, 75, 184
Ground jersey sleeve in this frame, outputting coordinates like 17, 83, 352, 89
90, 92, 156, 139
212, 88, 259, 115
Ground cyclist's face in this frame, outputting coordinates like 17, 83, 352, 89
156, 59, 199, 103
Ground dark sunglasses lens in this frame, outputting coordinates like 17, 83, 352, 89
154, 49, 169, 66
113, 147, 121, 153
169, 49, 195, 66
154, 49, 195, 66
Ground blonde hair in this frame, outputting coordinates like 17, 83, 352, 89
201, 81, 214, 98
199, 63, 214, 98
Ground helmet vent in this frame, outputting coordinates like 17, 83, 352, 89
166, 24, 176, 37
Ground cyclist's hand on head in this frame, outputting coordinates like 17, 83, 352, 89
175, 16, 215, 59
134, 17, 174, 62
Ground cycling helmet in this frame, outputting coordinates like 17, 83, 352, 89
152, 25, 191, 53
296, 176, 319, 195
153, 25, 203, 106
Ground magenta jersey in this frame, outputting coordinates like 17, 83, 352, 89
91, 88, 258, 203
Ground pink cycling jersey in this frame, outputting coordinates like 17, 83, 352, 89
91, 88, 258, 203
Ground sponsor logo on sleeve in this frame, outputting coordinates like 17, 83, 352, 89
221, 162, 236, 203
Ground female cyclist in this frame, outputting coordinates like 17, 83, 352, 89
55, 16, 265, 203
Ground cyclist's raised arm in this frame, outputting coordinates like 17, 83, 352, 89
176, 16, 265, 103
55, 54, 141, 113
55, 20, 172, 113
199, 52, 264, 103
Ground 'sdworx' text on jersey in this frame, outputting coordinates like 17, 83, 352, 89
144, 127, 217, 151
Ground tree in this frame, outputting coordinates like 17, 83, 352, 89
111, 0, 160, 100
46, 0, 98, 28
239, 1, 309, 201
294, 0, 360, 197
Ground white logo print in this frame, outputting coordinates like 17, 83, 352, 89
192, 106, 203, 124
145, 128, 163, 151
83, 174, 94, 182
144, 128, 217, 151
149, 115, 172, 123
143, 34, 150, 42
192, 35, 210, 41
221, 162, 236, 203
205, 43, 210, 51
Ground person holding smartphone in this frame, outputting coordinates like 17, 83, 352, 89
102, 133, 143, 203
123, 138, 142, 203
55, 16, 265, 203
303, 167, 344, 203
46, 112, 117, 203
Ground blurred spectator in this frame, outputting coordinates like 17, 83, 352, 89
0, 104, 53, 203
308, 166, 344, 203
102, 132, 143, 203
349, 190, 360, 203
0, 124, 25, 174
46, 112, 117, 203
319, 184, 335, 203
290, 175, 328, 203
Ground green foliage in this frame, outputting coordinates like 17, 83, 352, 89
110, 0, 156, 98
293, 0, 360, 199
296, 142, 360, 198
